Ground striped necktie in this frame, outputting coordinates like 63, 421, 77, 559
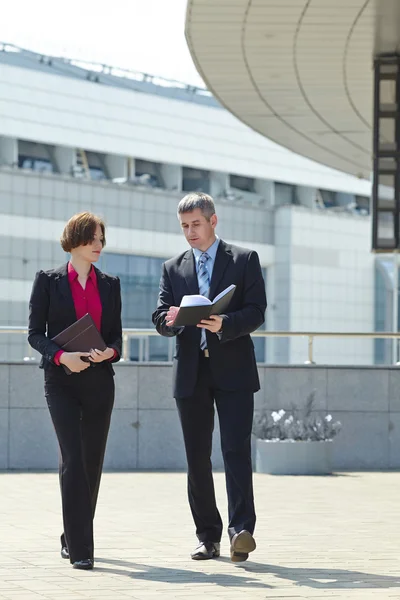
198, 252, 210, 350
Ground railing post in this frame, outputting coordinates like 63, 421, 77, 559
304, 335, 315, 365
122, 333, 129, 362
396, 335, 400, 366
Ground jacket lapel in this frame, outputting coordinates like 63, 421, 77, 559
54, 263, 77, 321
182, 250, 199, 295
94, 266, 111, 334
209, 240, 233, 300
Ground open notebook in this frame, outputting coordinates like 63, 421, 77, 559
173, 284, 236, 327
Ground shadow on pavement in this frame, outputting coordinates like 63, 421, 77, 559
95, 557, 270, 588
235, 560, 400, 590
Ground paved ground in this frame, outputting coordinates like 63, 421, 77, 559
1, 471, 400, 599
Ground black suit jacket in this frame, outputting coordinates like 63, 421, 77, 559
28, 263, 122, 375
152, 239, 267, 398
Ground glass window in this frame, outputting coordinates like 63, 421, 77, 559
275, 182, 297, 206
135, 159, 161, 187
89, 166, 107, 180
355, 195, 370, 215
18, 140, 55, 172
182, 167, 210, 193
319, 189, 337, 208
85, 151, 107, 180
18, 156, 53, 173
99, 252, 169, 361
374, 265, 386, 364
374, 259, 395, 365
230, 174, 255, 192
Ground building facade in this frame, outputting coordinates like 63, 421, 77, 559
0, 44, 388, 365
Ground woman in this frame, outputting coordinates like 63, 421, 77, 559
28, 212, 122, 571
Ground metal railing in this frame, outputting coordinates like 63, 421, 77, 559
1, 327, 400, 365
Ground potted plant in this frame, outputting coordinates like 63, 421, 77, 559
252, 392, 341, 475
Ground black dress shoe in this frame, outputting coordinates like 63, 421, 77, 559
61, 546, 69, 560
191, 541, 220, 560
73, 559, 94, 570
230, 530, 256, 562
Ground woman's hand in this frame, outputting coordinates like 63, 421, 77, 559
59, 352, 91, 373
88, 347, 115, 363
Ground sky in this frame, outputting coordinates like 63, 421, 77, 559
1, 0, 204, 86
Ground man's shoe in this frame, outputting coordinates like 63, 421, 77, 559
191, 541, 220, 560
230, 530, 256, 562
61, 546, 69, 560
73, 559, 94, 570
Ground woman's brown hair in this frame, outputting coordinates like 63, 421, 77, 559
60, 212, 106, 253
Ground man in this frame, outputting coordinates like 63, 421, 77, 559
152, 192, 267, 562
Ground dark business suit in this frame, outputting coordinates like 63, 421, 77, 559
152, 239, 266, 542
28, 263, 122, 563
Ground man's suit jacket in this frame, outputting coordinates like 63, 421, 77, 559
152, 239, 267, 398
28, 263, 122, 375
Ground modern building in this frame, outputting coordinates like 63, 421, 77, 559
0, 42, 386, 366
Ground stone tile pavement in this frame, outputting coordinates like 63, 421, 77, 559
1, 471, 400, 599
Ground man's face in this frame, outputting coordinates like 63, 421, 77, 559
179, 208, 217, 252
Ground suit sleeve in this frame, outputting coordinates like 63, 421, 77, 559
219, 251, 267, 343
152, 263, 182, 338
107, 276, 122, 362
28, 271, 63, 364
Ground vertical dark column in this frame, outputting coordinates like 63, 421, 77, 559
372, 55, 400, 251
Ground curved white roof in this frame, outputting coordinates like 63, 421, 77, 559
185, 0, 381, 179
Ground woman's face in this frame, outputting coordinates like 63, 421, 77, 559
72, 224, 104, 263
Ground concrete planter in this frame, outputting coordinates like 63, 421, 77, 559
255, 439, 333, 475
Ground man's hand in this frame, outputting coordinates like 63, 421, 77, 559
197, 315, 223, 333
166, 306, 180, 326
59, 351, 91, 373
88, 347, 115, 363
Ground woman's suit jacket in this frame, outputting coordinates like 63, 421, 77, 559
28, 263, 122, 375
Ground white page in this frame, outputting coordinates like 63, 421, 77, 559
212, 284, 236, 304
180, 294, 211, 307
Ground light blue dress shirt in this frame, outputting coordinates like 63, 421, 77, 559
193, 236, 220, 286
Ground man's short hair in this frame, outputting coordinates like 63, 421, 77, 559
177, 192, 215, 221
60, 212, 106, 252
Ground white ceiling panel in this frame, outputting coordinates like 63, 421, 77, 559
185, 0, 390, 179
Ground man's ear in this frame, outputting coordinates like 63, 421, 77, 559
210, 214, 218, 229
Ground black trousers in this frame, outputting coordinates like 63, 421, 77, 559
44, 364, 114, 563
176, 354, 255, 543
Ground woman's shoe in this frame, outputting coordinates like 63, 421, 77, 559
61, 546, 69, 560
73, 559, 94, 570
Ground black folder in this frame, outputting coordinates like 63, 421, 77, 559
173, 284, 236, 327
51, 313, 106, 374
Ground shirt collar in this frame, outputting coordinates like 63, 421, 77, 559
68, 262, 96, 283
193, 236, 220, 263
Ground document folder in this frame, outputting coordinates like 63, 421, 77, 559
51, 313, 106, 374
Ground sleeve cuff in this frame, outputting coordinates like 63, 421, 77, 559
54, 350, 64, 366
109, 348, 118, 361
